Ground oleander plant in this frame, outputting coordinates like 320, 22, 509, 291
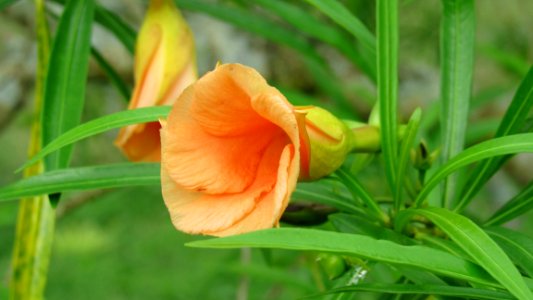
1, 0, 532, 299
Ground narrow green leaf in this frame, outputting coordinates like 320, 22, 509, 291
51, 0, 135, 54
0, 0, 18, 10
485, 181, 533, 226
93, 5, 136, 53
396, 207, 533, 300
293, 183, 364, 215
439, 0, 476, 208
485, 227, 533, 278
329, 213, 414, 245
415, 133, 533, 207
457, 66, 533, 211
376, 0, 399, 192
335, 168, 387, 223
306, 283, 514, 300
415, 232, 470, 261
188, 228, 498, 287
303, 0, 376, 59
394, 108, 421, 210
19, 106, 171, 172
91, 47, 131, 101
0, 163, 160, 202
176, 0, 351, 111
41, 0, 95, 172
254, 0, 375, 80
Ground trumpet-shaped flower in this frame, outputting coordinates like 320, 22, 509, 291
115, 0, 196, 161
161, 63, 301, 236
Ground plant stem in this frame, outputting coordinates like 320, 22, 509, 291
9, 0, 56, 299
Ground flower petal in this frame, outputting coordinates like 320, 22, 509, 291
190, 64, 275, 137
162, 134, 289, 234
206, 144, 297, 237
164, 81, 288, 194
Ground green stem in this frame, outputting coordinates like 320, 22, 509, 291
9, 0, 56, 299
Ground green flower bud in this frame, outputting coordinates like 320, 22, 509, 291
296, 106, 355, 180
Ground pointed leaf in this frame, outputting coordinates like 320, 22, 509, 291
306, 283, 514, 300
457, 66, 533, 211
396, 207, 533, 300
485, 227, 533, 278
439, 0, 475, 207
20, 106, 170, 172
188, 228, 498, 287
415, 133, 533, 206
0, 163, 160, 202
485, 181, 533, 226
41, 0, 95, 171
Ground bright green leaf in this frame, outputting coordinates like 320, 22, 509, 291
19, 106, 170, 172
306, 283, 514, 300
415, 133, 533, 207
439, 0, 476, 208
188, 228, 498, 287
485, 227, 533, 278
396, 207, 533, 300
41, 0, 95, 172
0, 163, 160, 202
457, 66, 533, 211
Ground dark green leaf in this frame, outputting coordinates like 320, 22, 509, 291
485, 181, 533, 226
293, 182, 364, 215
188, 228, 498, 287
91, 47, 131, 101
304, 0, 376, 60
457, 66, 533, 211
94, 5, 136, 53
305, 283, 514, 300
41, 0, 95, 171
0, 163, 160, 202
335, 168, 387, 222
485, 227, 533, 278
329, 213, 414, 245
415, 133, 533, 207
396, 207, 533, 300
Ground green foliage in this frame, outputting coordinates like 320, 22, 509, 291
439, 0, 476, 208
1, 0, 532, 298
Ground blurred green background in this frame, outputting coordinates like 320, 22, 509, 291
1, 0, 532, 299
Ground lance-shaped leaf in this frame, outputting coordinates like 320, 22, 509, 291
306, 283, 514, 300
485, 181, 533, 226
188, 228, 499, 287
415, 133, 533, 207
439, 0, 476, 208
0, 163, 160, 202
396, 207, 533, 300
485, 226, 533, 278
457, 66, 533, 211
19, 106, 170, 172
41, 0, 95, 171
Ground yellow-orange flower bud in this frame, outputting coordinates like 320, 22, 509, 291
115, 0, 196, 161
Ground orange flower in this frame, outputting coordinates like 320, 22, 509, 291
115, 0, 196, 161
160, 63, 301, 237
